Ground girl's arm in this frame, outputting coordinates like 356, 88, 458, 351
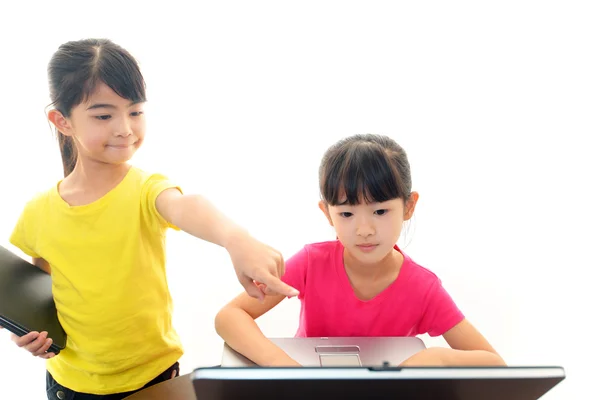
401, 320, 506, 366
215, 293, 301, 366
156, 188, 298, 300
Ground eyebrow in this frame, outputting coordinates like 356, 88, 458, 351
86, 100, 143, 110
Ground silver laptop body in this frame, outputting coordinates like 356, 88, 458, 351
221, 336, 426, 367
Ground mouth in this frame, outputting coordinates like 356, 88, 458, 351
107, 142, 136, 149
356, 244, 378, 253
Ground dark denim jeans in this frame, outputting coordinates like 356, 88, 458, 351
46, 362, 180, 400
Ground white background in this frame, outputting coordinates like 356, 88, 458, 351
0, 1, 598, 398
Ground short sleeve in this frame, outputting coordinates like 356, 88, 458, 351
140, 173, 183, 231
9, 200, 40, 258
417, 278, 465, 336
282, 246, 309, 299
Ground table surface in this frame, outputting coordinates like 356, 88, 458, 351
124, 373, 196, 400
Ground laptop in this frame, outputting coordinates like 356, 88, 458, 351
191, 366, 566, 400
221, 337, 426, 367
0, 246, 67, 354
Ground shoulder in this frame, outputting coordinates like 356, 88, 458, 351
285, 240, 341, 268
19, 186, 56, 216
283, 241, 341, 295
127, 166, 170, 186
10, 186, 57, 257
399, 251, 443, 289
293, 240, 342, 274
126, 166, 180, 196
302, 240, 342, 260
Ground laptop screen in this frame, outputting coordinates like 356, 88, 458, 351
192, 366, 565, 400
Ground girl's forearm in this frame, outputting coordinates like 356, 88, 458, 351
215, 307, 298, 366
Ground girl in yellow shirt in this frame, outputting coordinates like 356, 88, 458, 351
3, 38, 297, 399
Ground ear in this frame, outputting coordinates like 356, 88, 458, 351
403, 192, 419, 221
318, 200, 334, 227
48, 109, 74, 137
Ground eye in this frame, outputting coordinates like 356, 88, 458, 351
339, 212, 353, 218
95, 115, 111, 120
374, 209, 388, 216
131, 111, 144, 117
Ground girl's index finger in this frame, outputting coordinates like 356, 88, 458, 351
257, 273, 299, 298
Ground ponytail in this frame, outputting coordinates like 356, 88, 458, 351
57, 132, 77, 177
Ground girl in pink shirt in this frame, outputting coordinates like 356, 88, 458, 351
216, 134, 505, 367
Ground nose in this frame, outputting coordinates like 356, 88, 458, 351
356, 215, 375, 238
114, 117, 133, 138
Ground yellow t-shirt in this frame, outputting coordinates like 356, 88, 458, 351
9, 166, 184, 394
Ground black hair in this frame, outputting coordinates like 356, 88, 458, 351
319, 134, 412, 205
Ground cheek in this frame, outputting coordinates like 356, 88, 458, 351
134, 117, 146, 136
389, 219, 404, 239
77, 128, 106, 150
331, 218, 352, 237
371, 217, 399, 237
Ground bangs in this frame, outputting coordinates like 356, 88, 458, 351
322, 143, 406, 205
81, 47, 146, 105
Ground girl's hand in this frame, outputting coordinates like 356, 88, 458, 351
400, 347, 448, 367
225, 231, 299, 302
265, 356, 303, 367
3, 328, 55, 359
400, 347, 506, 367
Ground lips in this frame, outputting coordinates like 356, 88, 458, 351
356, 244, 378, 253
107, 143, 135, 148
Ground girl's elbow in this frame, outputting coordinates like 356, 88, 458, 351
490, 352, 507, 366
214, 307, 231, 337
214, 305, 248, 337
447, 349, 507, 367
476, 350, 506, 366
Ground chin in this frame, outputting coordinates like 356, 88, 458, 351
347, 250, 385, 264
93, 156, 134, 166
106, 151, 137, 163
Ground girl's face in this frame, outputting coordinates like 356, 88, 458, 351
319, 193, 418, 265
50, 82, 146, 166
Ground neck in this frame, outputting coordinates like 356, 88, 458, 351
68, 157, 131, 189
343, 247, 402, 278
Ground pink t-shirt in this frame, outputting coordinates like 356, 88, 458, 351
282, 240, 464, 338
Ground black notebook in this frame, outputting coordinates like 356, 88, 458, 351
0, 245, 66, 354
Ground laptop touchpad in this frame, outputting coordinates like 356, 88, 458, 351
319, 354, 361, 366
316, 346, 361, 367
